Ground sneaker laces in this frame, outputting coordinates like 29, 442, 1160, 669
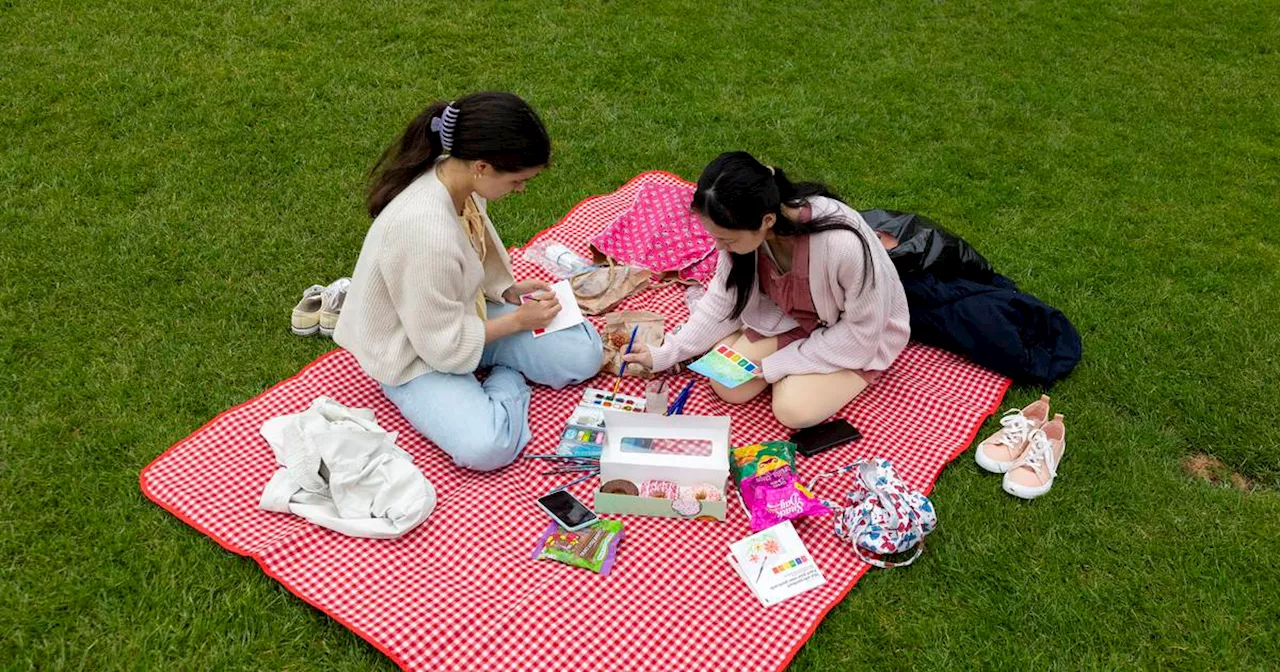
322, 278, 351, 309
323, 277, 351, 299
1020, 429, 1058, 478
296, 285, 327, 313
995, 409, 1032, 449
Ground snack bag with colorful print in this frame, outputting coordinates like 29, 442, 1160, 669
531, 519, 624, 575
740, 465, 830, 532
730, 441, 797, 483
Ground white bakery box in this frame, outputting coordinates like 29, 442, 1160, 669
593, 410, 730, 521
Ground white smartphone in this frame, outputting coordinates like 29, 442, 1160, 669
536, 490, 599, 531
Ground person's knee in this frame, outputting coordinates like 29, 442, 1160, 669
772, 395, 826, 430
565, 333, 605, 384
712, 382, 763, 406
439, 429, 523, 472
545, 328, 604, 389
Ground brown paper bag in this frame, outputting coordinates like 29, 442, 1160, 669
600, 311, 665, 378
570, 262, 653, 316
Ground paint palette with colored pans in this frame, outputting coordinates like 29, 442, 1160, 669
580, 388, 647, 413
556, 393, 647, 457
555, 421, 608, 458
687, 344, 761, 389
565, 405, 607, 429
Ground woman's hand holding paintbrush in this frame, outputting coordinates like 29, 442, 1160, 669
620, 341, 654, 370
611, 325, 639, 397
503, 279, 553, 305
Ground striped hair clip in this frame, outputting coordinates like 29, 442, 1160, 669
433, 102, 459, 153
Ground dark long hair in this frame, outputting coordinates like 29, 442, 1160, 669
692, 151, 874, 319
367, 91, 551, 217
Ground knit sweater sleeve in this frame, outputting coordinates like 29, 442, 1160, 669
650, 251, 743, 372
379, 216, 487, 375
760, 233, 890, 382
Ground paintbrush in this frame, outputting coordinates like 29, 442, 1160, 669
611, 325, 639, 398
552, 470, 600, 492
540, 466, 602, 476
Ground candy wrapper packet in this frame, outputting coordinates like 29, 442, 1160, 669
730, 441, 797, 483
734, 441, 828, 532
531, 519, 624, 575
740, 467, 830, 532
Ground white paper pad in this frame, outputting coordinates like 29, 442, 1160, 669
530, 279, 585, 338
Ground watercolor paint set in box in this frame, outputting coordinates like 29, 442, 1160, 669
555, 388, 648, 458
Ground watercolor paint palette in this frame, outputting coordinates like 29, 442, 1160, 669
580, 388, 647, 413
556, 390, 648, 457
687, 344, 761, 389
556, 423, 608, 458
565, 405, 607, 429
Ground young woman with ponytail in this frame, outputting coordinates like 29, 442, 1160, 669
624, 151, 910, 429
336, 92, 602, 472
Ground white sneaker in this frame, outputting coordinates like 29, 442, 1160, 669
975, 395, 1050, 473
290, 285, 327, 336
318, 277, 351, 338
1002, 414, 1066, 500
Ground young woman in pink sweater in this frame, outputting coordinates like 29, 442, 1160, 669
625, 152, 910, 428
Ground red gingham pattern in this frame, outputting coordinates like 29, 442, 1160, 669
141, 171, 1011, 671
635, 438, 712, 456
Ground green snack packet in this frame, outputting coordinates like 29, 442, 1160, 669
730, 441, 798, 483
531, 519, 624, 575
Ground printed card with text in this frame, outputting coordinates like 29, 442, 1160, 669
727, 521, 826, 607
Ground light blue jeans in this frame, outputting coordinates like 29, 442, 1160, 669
381, 301, 603, 472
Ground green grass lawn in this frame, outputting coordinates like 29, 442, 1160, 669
3, 0, 1278, 668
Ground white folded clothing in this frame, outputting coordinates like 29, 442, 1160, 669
259, 396, 436, 539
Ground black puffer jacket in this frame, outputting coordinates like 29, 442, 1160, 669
861, 210, 1081, 387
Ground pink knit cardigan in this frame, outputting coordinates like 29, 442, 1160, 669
650, 197, 911, 383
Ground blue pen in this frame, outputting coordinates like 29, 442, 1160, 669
667, 380, 695, 415
611, 325, 640, 398
668, 381, 688, 414
674, 382, 694, 414
672, 384, 693, 415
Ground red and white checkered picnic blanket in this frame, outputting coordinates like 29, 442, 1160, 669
141, 171, 1010, 671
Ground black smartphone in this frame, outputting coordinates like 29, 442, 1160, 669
791, 419, 862, 457
535, 490, 599, 531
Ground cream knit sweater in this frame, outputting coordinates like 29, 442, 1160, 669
334, 170, 516, 386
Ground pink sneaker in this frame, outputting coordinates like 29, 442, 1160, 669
975, 395, 1050, 473
1003, 414, 1066, 500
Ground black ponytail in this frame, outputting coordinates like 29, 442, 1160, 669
692, 151, 875, 320
367, 92, 551, 217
